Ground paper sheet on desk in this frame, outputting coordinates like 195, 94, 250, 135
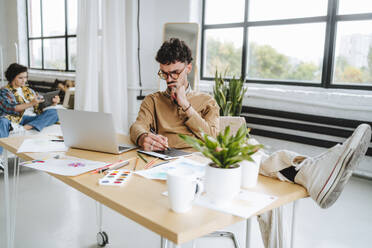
134, 158, 206, 180
20, 157, 108, 176
17, 138, 68, 153
194, 190, 277, 218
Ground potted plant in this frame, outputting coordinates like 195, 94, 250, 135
213, 71, 247, 116
213, 70, 263, 188
179, 124, 263, 206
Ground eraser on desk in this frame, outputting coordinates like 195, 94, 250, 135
99, 170, 132, 186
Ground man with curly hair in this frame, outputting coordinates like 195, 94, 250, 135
130, 38, 219, 151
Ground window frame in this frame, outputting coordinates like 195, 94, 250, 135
201, 0, 372, 90
26, 0, 76, 72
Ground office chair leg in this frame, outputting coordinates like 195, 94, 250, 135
205, 231, 241, 248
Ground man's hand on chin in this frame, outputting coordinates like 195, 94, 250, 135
168, 83, 189, 109
175, 85, 189, 110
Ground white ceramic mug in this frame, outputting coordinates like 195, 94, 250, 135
166, 168, 203, 213
241, 152, 263, 188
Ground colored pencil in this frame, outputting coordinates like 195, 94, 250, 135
144, 158, 160, 169
134, 157, 139, 171
137, 152, 148, 163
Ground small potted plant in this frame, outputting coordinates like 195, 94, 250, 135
179, 124, 263, 206
213, 71, 247, 116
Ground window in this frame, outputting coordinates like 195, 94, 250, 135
26, 0, 77, 72
201, 0, 372, 90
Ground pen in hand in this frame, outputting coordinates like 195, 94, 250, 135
149, 128, 170, 150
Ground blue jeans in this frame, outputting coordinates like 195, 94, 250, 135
0, 109, 59, 154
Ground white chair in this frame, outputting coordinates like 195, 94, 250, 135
219, 116, 246, 135
63, 87, 75, 109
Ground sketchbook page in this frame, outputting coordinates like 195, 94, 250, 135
137, 148, 192, 160
17, 138, 68, 153
134, 158, 207, 180
20, 158, 108, 176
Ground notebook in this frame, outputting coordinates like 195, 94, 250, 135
38, 90, 60, 110
137, 148, 191, 160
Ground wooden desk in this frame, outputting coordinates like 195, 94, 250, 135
1, 134, 308, 248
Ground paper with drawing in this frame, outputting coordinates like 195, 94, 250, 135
21, 157, 108, 176
17, 138, 68, 153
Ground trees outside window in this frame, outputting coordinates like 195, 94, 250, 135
201, 0, 372, 90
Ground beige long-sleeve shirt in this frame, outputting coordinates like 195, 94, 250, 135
130, 90, 220, 149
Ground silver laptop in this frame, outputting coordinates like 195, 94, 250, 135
57, 109, 136, 154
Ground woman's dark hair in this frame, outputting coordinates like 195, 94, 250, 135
5, 63, 28, 83
155, 38, 193, 65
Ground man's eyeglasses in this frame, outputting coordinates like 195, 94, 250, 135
158, 65, 187, 80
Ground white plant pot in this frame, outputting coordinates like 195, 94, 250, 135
240, 152, 262, 188
204, 164, 241, 206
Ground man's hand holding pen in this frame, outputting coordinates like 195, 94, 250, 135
138, 128, 169, 151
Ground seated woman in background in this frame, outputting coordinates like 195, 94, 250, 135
0, 63, 59, 153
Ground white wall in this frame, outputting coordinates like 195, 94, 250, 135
127, 0, 195, 123
0, 0, 8, 83
0, 0, 19, 85
138, 0, 192, 88
4, 0, 18, 66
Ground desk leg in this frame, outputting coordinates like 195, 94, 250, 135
95, 202, 109, 246
11, 156, 20, 248
96, 201, 103, 232
3, 149, 11, 248
3, 150, 19, 248
291, 200, 299, 248
245, 218, 252, 248
160, 238, 182, 248
160, 237, 167, 248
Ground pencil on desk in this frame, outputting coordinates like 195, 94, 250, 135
144, 158, 159, 169
134, 157, 139, 171
137, 152, 148, 163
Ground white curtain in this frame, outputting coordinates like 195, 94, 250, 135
76, 0, 128, 133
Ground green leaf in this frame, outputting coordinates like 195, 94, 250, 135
204, 136, 218, 150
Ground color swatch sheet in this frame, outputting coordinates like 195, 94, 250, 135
21, 157, 109, 176
134, 158, 206, 180
99, 170, 132, 186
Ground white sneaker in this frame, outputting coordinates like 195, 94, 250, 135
294, 123, 371, 209
9, 123, 35, 136
10, 123, 26, 136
